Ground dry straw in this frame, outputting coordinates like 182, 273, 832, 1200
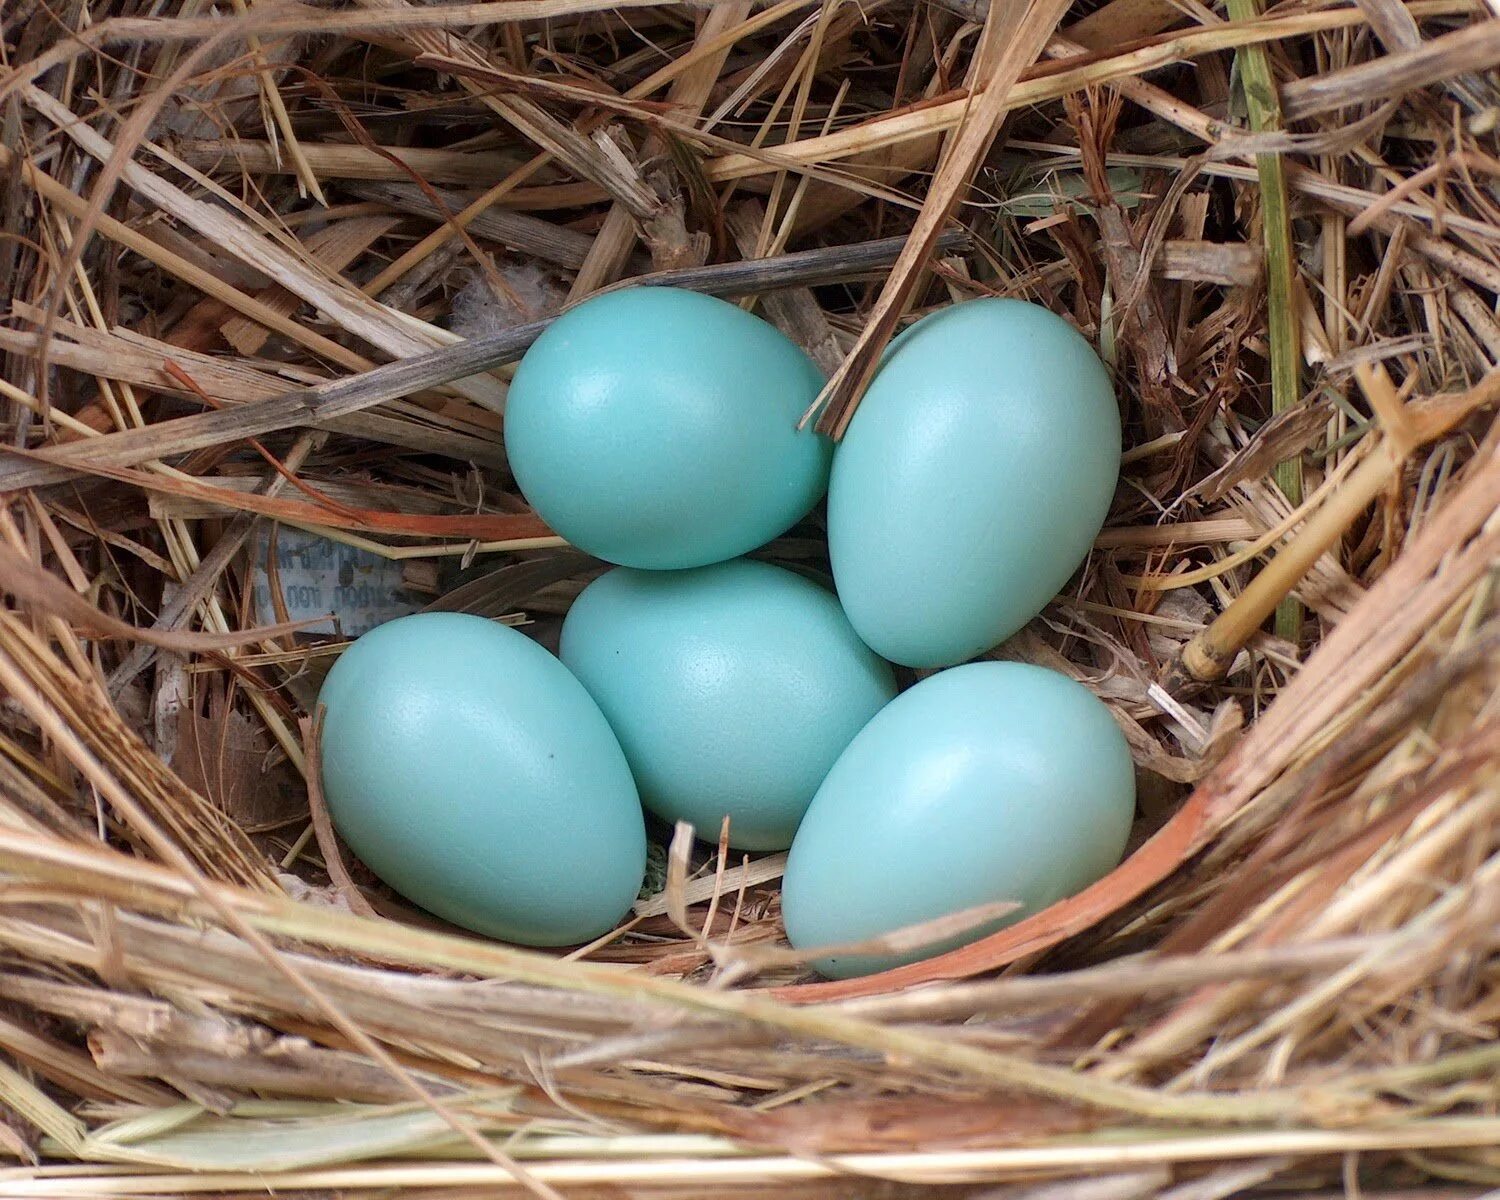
1, 0, 1499, 1196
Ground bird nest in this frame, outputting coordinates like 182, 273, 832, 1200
1, 0, 1499, 1196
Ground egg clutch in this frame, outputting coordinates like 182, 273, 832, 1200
318, 287, 1135, 980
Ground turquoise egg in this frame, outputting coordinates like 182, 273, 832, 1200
318, 612, 646, 946
828, 299, 1121, 668
560, 559, 897, 851
504, 287, 831, 570
781, 662, 1135, 978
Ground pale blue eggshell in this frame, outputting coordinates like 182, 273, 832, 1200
560, 559, 898, 851
828, 299, 1121, 668
318, 612, 646, 946
504, 287, 831, 570
781, 661, 1135, 978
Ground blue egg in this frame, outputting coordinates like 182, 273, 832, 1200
504, 287, 831, 570
318, 613, 646, 946
829, 299, 1121, 668
782, 662, 1135, 978
560, 559, 897, 851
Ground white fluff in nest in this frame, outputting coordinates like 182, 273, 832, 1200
449, 263, 565, 339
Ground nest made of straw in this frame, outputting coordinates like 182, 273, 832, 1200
2, 0, 1500, 1196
